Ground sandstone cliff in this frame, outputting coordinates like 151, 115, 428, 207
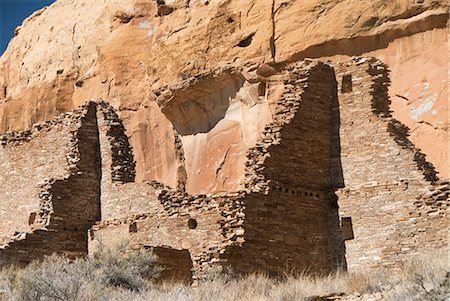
0, 0, 448, 185
0, 0, 449, 281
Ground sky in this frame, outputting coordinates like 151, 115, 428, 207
0, 0, 55, 55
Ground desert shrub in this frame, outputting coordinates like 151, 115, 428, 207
0, 243, 160, 301
1, 248, 448, 301
90, 242, 161, 291
382, 250, 449, 300
1, 255, 95, 301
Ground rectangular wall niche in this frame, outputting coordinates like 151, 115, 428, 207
341, 217, 354, 240
341, 74, 352, 93
129, 222, 138, 233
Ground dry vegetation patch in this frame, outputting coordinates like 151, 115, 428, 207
0, 249, 448, 300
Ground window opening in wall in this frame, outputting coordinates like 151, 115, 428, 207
28, 212, 37, 225
129, 222, 138, 233
188, 218, 198, 229
341, 74, 352, 93
341, 217, 354, 240
257, 82, 266, 97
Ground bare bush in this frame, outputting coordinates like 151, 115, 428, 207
382, 250, 449, 300
90, 242, 161, 291
0, 249, 448, 301
0, 243, 160, 301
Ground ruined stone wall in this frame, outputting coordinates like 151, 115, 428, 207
97, 61, 346, 277
262, 62, 339, 190
334, 58, 448, 271
89, 188, 246, 281
335, 59, 437, 187
92, 101, 244, 279
97, 102, 161, 221
99, 103, 136, 184
0, 122, 72, 244
338, 181, 449, 270
229, 61, 345, 275
0, 103, 101, 266
224, 188, 340, 275
47, 102, 101, 230
244, 62, 341, 191
2, 57, 446, 279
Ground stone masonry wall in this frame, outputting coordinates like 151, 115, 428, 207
334, 58, 448, 271
89, 187, 245, 281
224, 187, 340, 275
0, 120, 72, 244
0, 102, 101, 266
335, 59, 436, 187
98, 102, 136, 184
338, 180, 449, 270
262, 62, 339, 190
2, 58, 446, 279
90, 61, 347, 279
92, 101, 245, 280
97, 102, 159, 221
230, 61, 345, 275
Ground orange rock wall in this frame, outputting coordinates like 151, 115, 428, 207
0, 0, 447, 181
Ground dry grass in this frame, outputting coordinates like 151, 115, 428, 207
0, 243, 161, 301
0, 249, 448, 301
382, 251, 450, 301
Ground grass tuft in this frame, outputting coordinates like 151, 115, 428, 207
0, 248, 448, 300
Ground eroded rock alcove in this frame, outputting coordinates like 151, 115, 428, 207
157, 69, 273, 194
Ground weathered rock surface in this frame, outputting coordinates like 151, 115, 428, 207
0, 53, 448, 281
0, 0, 447, 186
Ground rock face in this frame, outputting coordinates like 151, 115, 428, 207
0, 0, 448, 183
0, 0, 448, 280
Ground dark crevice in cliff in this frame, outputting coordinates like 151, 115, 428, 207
237, 32, 255, 48
270, 0, 276, 62
215, 145, 231, 178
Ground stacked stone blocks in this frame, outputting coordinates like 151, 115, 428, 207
0, 58, 447, 282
